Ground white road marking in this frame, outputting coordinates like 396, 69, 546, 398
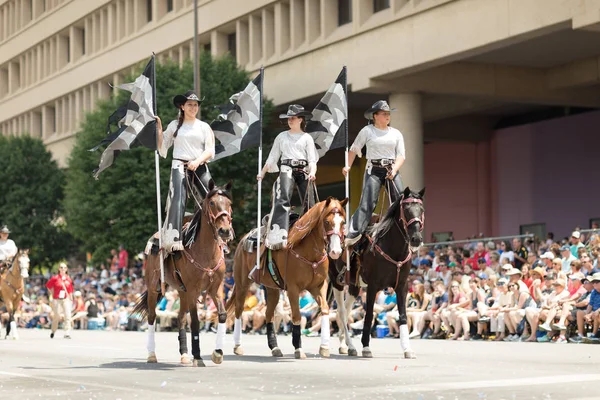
0, 370, 182, 397
386, 374, 600, 394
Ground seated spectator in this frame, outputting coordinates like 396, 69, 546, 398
582, 273, 600, 343
527, 278, 570, 342
441, 281, 469, 338
452, 277, 486, 340
504, 281, 534, 341
569, 277, 594, 342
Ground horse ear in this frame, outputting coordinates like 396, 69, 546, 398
225, 180, 232, 192
403, 186, 411, 197
339, 197, 349, 208
418, 187, 426, 198
325, 197, 333, 207
208, 179, 215, 191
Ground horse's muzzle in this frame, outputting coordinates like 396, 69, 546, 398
218, 228, 232, 241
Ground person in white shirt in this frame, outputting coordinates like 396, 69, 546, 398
155, 90, 216, 253
0, 226, 18, 272
342, 100, 406, 246
257, 105, 318, 250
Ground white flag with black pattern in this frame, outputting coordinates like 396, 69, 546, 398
306, 67, 348, 159
211, 70, 263, 161
92, 56, 157, 179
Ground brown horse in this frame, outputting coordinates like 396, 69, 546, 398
226, 197, 347, 359
133, 180, 234, 367
0, 249, 30, 340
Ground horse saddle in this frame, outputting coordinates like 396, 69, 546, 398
249, 245, 285, 290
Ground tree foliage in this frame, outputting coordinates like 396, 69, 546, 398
64, 53, 277, 261
0, 135, 75, 268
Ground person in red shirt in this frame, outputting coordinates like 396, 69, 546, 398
118, 245, 128, 278
46, 262, 74, 339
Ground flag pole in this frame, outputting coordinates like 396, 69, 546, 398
151, 54, 166, 296
343, 66, 350, 274
255, 67, 264, 275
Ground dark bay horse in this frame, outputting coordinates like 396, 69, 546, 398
0, 250, 30, 340
134, 180, 234, 367
226, 197, 347, 359
332, 187, 425, 358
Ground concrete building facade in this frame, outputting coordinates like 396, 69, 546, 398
2, 0, 600, 239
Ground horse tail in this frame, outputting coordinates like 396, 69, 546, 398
225, 283, 237, 319
132, 290, 163, 322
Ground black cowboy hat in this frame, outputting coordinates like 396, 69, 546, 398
0, 225, 10, 234
173, 90, 203, 108
278, 104, 313, 120
364, 100, 396, 120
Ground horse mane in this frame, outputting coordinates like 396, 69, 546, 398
287, 201, 327, 248
367, 197, 402, 245
204, 185, 232, 202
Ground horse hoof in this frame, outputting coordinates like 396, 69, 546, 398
294, 349, 306, 359
271, 347, 283, 357
233, 345, 244, 356
212, 350, 224, 365
193, 358, 206, 367
147, 353, 158, 363
362, 348, 373, 358
404, 350, 417, 359
319, 346, 330, 358
181, 354, 192, 365
348, 348, 358, 357
339, 347, 348, 355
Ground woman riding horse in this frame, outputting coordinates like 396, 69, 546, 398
257, 104, 319, 250
343, 100, 406, 247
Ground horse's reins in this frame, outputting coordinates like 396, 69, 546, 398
2, 254, 25, 297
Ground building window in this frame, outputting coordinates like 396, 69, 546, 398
81, 29, 86, 55
147, 0, 153, 22
167, 0, 173, 12
203, 43, 211, 53
338, 0, 352, 26
373, 0, 390, 13
227, 33, 236, 59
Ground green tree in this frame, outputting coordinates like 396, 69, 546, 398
64, 53, 276, 261
0, 135, 75, 269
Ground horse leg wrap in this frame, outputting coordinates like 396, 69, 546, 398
233, 318, 242, 346
215, 323, 226, 350
192, 332, 201, 359
218, 312, 227, 324
399, 324, 410, 352
146, 324, 156, 353
292, 324, 302, 350
178, 328, 188, 355
320, 315, 330, 347
266, 323, 278, 350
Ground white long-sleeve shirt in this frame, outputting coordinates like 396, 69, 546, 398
264, 131, 318, 173
350, 125, 405, 161
159, 119, 215, 161
0, 239, 17, 261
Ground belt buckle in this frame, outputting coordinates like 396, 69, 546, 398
382, 159, 392, 166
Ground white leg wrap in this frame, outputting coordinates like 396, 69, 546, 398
10, 321, 17, 338
399, 324, 410, 352
320, 315, 330, 347
233, 318, 242, 346
215, 323, 226, 350
147, 324, 156, 353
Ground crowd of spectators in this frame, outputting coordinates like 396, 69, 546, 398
3, 229, 600, 347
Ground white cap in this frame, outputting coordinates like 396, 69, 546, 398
572, 231, 581, 239
540, 252, 555, 260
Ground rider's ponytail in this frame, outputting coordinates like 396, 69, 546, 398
173, 110, 184, 138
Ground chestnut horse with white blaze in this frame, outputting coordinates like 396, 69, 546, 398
226, 197, 347, 359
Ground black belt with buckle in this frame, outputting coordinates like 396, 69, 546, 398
281, 159, 308, 168
370, 159, 394, 167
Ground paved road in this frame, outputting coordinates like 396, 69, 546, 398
0, 329, 598, 399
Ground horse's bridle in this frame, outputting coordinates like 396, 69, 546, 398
399, 197, 425, 233
204, 190, 234, 240
180, 191, 233, 282
288, 206, 345, 274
